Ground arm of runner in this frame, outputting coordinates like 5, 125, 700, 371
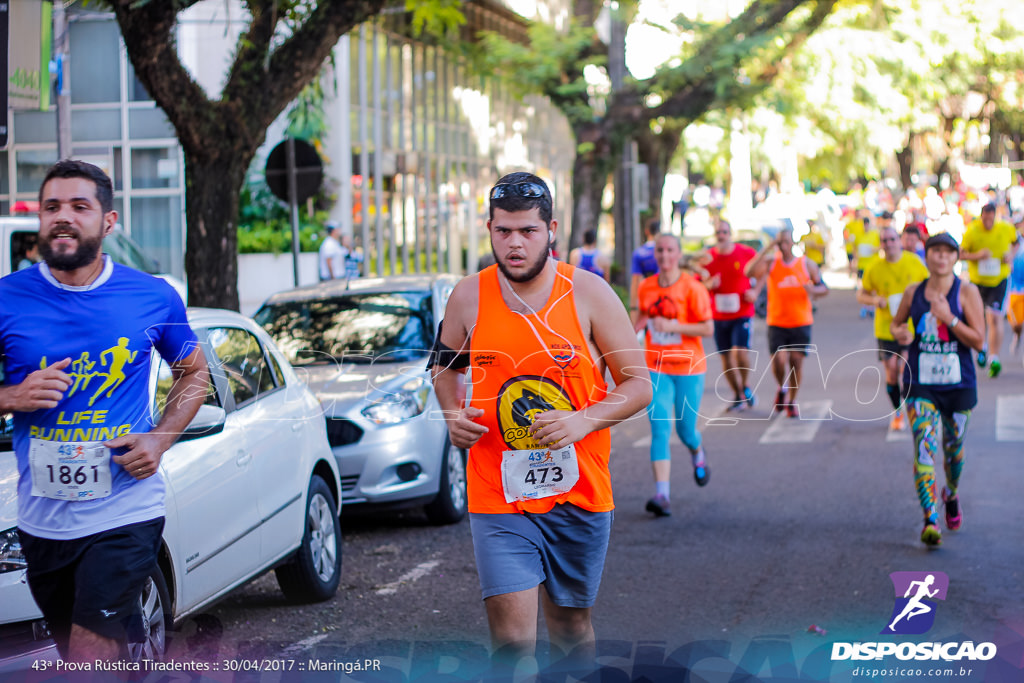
743, 274, 765, 303
599, 253, 612, 282
959, 247, 989, 261
856, 286, 883, 308
744, 238, 777, 279
944, 282, 985, 351
430, 278, 488, 450
650, 317, 713, 337
890, 283, 918, 345
804, 260, 829, 299
529, 279, 652, 450
629, 273, 643, 324
0, 357, 73, 412
108, 346, 209, 480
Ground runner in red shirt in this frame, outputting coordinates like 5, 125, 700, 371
702, 220, 759, 410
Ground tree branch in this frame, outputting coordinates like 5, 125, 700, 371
108, 0, 215, 157
222, 0, 388, 150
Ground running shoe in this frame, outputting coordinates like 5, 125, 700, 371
786, 403, 800, 419
726, 398, 748, 413
942, 489, 962, 531
988, 359, 1002, 378
693, 464, 710, 487
645, 494, 671, 517
889, 412, 906, 431
743, 387, 757, 409
920, 522, 942, 547
976, 349, 987, 368
773, 389, 787, 414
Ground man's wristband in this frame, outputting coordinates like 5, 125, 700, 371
949, 316, 960, 330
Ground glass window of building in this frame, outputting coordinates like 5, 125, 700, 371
69, 20, 121, 104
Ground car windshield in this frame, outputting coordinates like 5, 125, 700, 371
105, 230, 161, 274
254, 291, 433, 365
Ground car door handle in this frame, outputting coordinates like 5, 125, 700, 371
236, 451, 252, 467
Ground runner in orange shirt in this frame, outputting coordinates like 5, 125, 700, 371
745, 228, 828, 417
430, 172, 651, 672
635, 234, 714, 517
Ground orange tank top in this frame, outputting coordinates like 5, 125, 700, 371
467, 262, 612, 514
766, 256, 814, 328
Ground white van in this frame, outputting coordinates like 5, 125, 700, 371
0, 217, 186, 299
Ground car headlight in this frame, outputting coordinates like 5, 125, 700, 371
361, 377, 430, 425
0, 527, 27, 573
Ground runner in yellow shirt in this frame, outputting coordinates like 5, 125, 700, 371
800, 220, 828, 268
844, 209, 868, 276
960, 202, 1021, 377
857, 225, 929, 430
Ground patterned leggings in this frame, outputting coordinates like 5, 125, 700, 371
906, 397, 970, 526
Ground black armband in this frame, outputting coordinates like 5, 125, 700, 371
427, 320, 470, 372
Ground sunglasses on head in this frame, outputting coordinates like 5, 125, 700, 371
489, 182, 548, 200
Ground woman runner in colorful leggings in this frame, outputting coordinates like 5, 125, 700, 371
890, 233, 985, 547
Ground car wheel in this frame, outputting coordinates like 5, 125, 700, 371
424, 435, 468, 525
127, 564, 171, 663
275, 475, 342, 602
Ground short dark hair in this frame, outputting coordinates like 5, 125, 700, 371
39, 159, 114, 214
982, 202, 996, 214
583, 229, 597, 245
645, 220, 661, 238
489, 171, 552, 224
903, 225, 921, 238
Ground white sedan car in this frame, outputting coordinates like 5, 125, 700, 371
0, 308, 342, 669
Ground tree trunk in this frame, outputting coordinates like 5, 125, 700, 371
636, 125, 683, 226
183, 157, 249, 310
896, 133, 915, 192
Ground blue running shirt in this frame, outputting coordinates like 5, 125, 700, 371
1010, 249, 1024, 295
0, 257, 199, 540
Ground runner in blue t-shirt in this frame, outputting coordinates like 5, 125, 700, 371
0, 160, 209, 662
569, 229, 610, 282
1009, 228, 1024, 353
629, 220, 662, 323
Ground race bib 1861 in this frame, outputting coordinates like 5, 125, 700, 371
29, 439, 112, 501
501, 444, 579, 503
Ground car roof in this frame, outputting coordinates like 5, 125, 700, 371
186, 307, 261, 329
260, 273, 460, 307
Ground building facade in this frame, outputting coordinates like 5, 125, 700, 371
0, 0, 575, 282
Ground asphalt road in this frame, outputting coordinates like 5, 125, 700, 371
159, 280, 1024, 683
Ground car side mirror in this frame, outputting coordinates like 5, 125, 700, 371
179, 404, 227, 442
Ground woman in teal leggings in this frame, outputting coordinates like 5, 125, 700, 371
634, 235, 713, 518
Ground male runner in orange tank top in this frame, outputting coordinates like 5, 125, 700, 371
431, 172, 651, 673
745, 228, 828, 417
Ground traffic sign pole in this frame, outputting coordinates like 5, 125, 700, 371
286, 137, 301, 287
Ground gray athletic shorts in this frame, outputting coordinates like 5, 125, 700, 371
469, 503, 612, 608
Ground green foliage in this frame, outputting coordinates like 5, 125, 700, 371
405, 0, 466, 38
476, 21, 600, 125
286, 78, 329, 146
237, 218, 327, 254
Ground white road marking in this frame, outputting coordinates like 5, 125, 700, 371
277, 633, 329, 658
886, 424, 912, 442
996, 394, 1024, 442
375, 560, 441, 596
759, 400, 833, 444
631, 436, 651, 448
